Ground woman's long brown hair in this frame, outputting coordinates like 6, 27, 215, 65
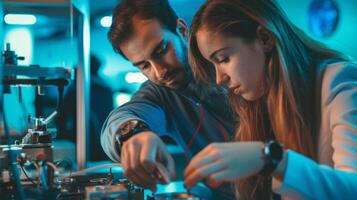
189, 0, 347, 199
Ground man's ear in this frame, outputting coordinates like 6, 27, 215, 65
256, 25, 275, 52
176, 18, 189, 40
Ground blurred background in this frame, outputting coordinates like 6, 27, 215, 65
0, 0, 356, 167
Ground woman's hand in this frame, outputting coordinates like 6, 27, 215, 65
184, 142, 264, 188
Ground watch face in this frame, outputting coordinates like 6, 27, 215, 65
119, 120, 136, 136
308, 0, 339, 37
269, 141, 283, 161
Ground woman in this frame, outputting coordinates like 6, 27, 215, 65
184, 0, 357, 199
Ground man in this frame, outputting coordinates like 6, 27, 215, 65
101, 0, 236, 199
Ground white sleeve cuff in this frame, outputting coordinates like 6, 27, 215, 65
272, 150, 314, 199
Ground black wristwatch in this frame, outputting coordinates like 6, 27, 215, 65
115, 120, 150, 147
260, 140, 284, 176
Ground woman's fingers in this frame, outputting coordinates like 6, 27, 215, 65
184, 148, 220, 177
184, 159, 226, 188
206, 176, 223, 188
207, 169, 237, 183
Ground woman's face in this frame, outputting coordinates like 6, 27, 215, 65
196, 28, 267, 101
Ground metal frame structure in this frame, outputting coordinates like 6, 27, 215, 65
2, 0, 90, 170
72, 0, 90, 170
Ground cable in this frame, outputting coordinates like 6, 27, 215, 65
217, 123, 230, 142
58, 163, 122, 178
20, 165, 37, 186
46, 161, 60, 174
185, 105, 205, 164
184, 106, 230, 164
33, 162, 40, 169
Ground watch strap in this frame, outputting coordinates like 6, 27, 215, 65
115, 120, 150, 148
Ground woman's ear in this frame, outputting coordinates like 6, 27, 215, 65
256, 25, 275, 52
176, 18, 189, 41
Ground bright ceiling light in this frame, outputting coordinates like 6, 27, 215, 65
125, 72, 147, 84
100, 16, 112, 27
4, 14, 37, 25
115, 93, 132, 107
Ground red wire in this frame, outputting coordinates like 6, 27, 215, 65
185, 106, 205, 163
217, 123, 230, 142
184, 106, 231, 163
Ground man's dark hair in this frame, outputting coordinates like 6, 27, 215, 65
108, 0, 179, 58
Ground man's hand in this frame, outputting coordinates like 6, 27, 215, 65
120, 131, 175, 192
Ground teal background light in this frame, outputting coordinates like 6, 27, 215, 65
277, 0, 357, 60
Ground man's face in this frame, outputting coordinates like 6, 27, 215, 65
119, 16, 191, 90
